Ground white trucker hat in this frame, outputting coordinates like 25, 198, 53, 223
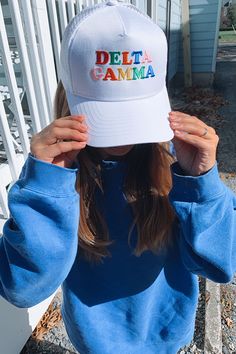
59, 0, 174, 147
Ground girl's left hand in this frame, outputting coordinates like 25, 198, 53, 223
169, 111, 219, 176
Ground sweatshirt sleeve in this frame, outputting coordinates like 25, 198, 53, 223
0, 153, 80, 308
169, 162, 236, 284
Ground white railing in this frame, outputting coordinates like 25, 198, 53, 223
0, 0, 62, 348
0, 0, 58, 220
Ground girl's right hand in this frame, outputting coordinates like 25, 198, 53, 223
30, 115, 88, 168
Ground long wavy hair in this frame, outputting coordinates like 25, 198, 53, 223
54, 80, 176, 263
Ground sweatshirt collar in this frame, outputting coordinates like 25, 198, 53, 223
101, 159, 126, 170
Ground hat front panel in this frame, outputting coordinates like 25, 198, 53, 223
68, 6, 168, 102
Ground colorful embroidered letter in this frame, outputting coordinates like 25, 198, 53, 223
103, 68, 118, 81
122, 51, 133, 65
110, 52, 121, 65
141, 51, 152, 64
133, 66, 145, 80
90, 67, 104, 80
145, 65, 155, 78
96, 51, 109, 65
118, 68, 132, 81
131, 51, 143, 65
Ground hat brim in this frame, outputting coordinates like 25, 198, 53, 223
66, 86, 174, 147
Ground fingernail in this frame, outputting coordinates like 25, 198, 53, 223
174, 130, 183, 136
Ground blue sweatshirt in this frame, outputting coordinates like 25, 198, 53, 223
0, 153, 236, 354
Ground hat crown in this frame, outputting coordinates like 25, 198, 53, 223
59, 2, 168, 102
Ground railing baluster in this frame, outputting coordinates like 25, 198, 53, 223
8, 0, 42, 134
58, 0, 68, 33
76, 0, 83, 13
0, 3, 30, 159
47, 0, 61, 77
32, 0, 58, 123
0, 95, 20, 182
67, 0, 76, 21
20, 0, 51, 127
82, 0, 89, 9
150, 0, 159, 23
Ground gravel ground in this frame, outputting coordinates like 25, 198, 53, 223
221, 275, 236, 354
177, 277, 205, 354
215, 43, 236, 354
220, 178, 236, 354
220, 176, 236, 354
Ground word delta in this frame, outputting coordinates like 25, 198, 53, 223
91, 50, 156, 81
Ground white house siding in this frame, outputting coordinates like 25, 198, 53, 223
168, 0, 182, 80
156, 0, 182, 81
157, 0, 168, 30
178, 0, 222, 75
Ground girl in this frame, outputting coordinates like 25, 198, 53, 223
0, 81, 235, 354
1, 2, 236, 354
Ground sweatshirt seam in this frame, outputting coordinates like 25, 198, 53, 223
171, 189, 225, 204
28, 154, 78, 173
192, 189, 225, 204
20, 185, 78, 198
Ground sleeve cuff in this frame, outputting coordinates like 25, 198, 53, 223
18, 153, 79, 197
169, 162, 225, 203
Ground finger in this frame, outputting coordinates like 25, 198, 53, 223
54, 118, 88, 133
58, 115, 86, 124
174, 130, 218, 148
169, 112, 206, 127
44, 127, 88, 145
37, 140, 87, 160
169, 112, 217, 136
52, 140, 87, 157
169, 111, 194, 120
170, 122, 213, 139
169, 112, 216, 134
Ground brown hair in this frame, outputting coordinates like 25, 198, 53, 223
54, 80, 176, 263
